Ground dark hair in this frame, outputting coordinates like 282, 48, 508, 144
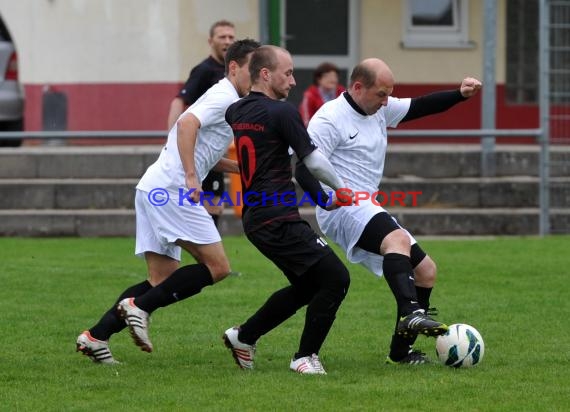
313, 62, 340, 85
209, 19, 235, 38
248, 45, 282, 83
224, 38, 262, 74
349, 63, 376, 88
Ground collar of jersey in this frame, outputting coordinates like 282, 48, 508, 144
249, 91, 267, 98
342, 91, 367, 116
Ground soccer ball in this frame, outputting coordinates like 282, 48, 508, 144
435, 323, 485, 368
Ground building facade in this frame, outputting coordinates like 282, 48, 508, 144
0, 0, 541, 141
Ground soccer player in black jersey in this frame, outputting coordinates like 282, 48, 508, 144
222, 45, 353, 374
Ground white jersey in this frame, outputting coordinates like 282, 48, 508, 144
137, 77, 238, 194
308, 94, 410, 193
307, 93, 414, 276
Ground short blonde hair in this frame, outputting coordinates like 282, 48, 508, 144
209, 20, 235, 38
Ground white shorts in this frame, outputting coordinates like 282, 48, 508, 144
316, 199, 416, 277
134, 189, 222, 260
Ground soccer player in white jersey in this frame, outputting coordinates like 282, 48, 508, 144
76, 39, 261, 364
296, 58, 482, 364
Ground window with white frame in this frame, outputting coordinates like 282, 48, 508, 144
402, 0, 473, 48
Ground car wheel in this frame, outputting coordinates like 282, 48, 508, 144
0, 118, 23, 147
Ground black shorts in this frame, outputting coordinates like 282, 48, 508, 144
357, 212, 427, 268
201, 170, 225, 196
356, 212, 400, 253
246, 220, 333, 278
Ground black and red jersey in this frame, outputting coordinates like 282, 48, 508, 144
225, 91, 317, 232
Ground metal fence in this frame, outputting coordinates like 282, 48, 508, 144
542, 0, 570, 234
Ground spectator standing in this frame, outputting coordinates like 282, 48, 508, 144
299, 62, 345, 127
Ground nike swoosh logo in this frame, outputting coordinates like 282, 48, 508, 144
349, 132, 358, 139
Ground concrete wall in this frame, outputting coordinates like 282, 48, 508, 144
0, 0, 531, 136
2, 145, 568, 236
1, 0, 511, 85
0, 0, 260, 84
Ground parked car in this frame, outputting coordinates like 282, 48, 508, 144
0, 13, 24, 147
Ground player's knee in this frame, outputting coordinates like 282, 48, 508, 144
326, 262, 351, 301
205, 258, 231, 283
381, 229, 411, 255
314, 254, 351, 300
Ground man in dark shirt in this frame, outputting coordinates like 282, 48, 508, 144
222, 45, 353, 375
167, 20, 236, 227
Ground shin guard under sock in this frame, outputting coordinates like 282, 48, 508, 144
134, 264, 213, 313
389, 286, 433, 360
383, 253, 420, 316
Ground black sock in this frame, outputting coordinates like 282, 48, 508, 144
416, 286, 433, 312
240, 254, 349, 357
389, 331, 416, 361
89, 280, 152, 341
239, 285, 310, 345
295, 313, 337, 360
295, 254, 350, 359
388, 287, 432, 361
134, 264, 213, 313
383, 253, 420, 316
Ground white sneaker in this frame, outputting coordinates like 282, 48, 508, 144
223, 327, 256, 370
289, 354, 327, 375
117, 298, 153, 353
76, 330, 119, 364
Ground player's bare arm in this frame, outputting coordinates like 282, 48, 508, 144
212, 158, 239, 174
177, 112, 202, 202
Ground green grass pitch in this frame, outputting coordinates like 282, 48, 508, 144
0, 236, 568, 411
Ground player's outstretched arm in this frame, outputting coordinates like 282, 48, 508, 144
401, 77, 482, 123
